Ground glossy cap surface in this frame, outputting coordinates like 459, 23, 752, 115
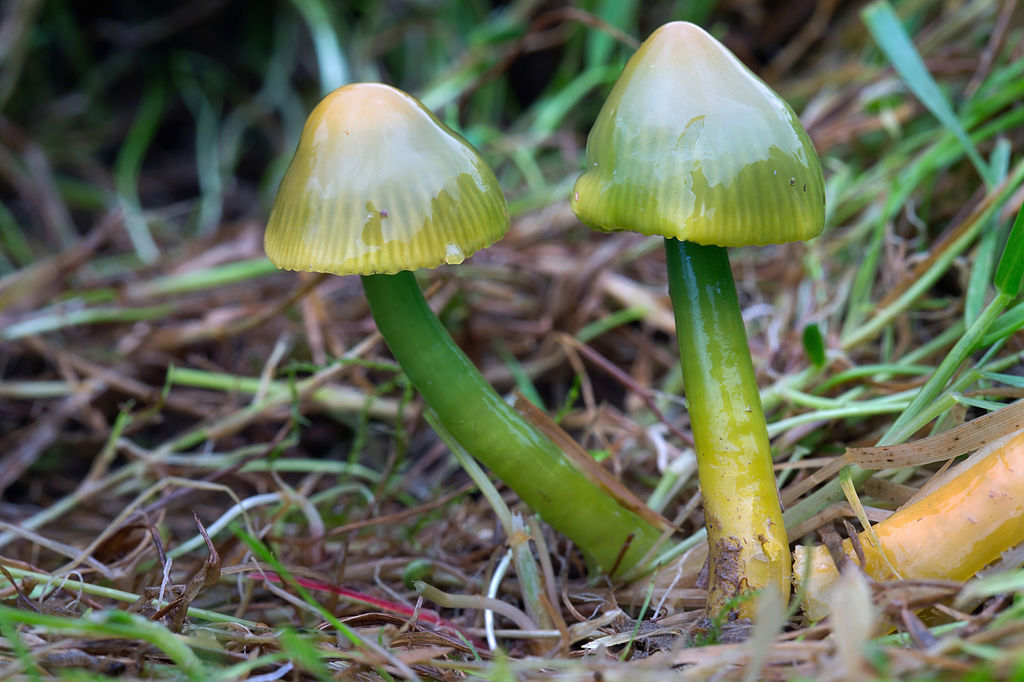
571, 22, 825, 246
266, 83, 509, 275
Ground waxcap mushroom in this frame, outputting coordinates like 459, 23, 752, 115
263, 82, 667, 576
571, 21, 825, 247
266, 82, 509, 276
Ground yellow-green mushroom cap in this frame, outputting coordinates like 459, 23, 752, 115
265, 83, 510, 275
571, 22, 825, 247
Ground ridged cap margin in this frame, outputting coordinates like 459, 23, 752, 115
266, 83, 510, 275
571, 22, 825, 247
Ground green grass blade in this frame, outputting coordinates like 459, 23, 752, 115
0, 606, 208, 680
494, 342, 545, 409
1, 304, 173, 340
842, 158, 1024, 350
576, 306, 649, 343
979, 300, 1024, 347
234, 525, 368, 650
802, 323, 826, 368
0, 611, 43, 681
993, 200, 1024, 297
861, 1, 994, 186
172, 54, 226, 236
133, 258, 278, 298
276, 629, 334, 681
884, 290, 1013, 443
290, 0, 348, 94
964, 138, 1011, 325
530, 64, 621, 136
0, 201, 34, 269
964, 219, 999, 326
584, 0, 637, 68
114, 81, 165, 264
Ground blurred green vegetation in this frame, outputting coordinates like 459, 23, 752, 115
0, 0, 832, 265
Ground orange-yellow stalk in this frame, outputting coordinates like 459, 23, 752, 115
794, 430, 1024, 621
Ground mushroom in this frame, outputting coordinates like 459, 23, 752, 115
571, 23, 825, 616
266, 82, 667, 575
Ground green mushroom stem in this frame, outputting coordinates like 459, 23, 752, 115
361, 270, 665, 575
664, 238, 790, 613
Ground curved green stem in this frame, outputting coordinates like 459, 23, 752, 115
362, 271, 664, 575
664, 238, 790, 616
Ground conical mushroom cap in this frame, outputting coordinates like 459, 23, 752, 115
571, 22, 825, 247
266, 83, 510, 275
